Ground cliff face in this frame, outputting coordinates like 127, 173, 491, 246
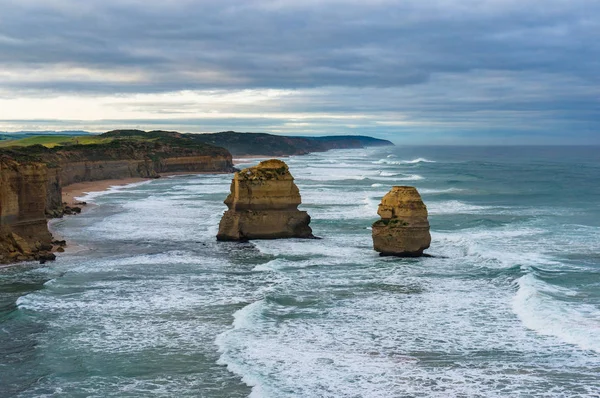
217, 159, 314, 241
0, 159, 55, 264
58, 160, 157, 186
372, 186, 431, 257
45, 167, 62, 217
0, 131, 237, 263
57, 155, 232, 186
1, 133, 236, 218
156, 155, 233, 174
52, 137, 235, 184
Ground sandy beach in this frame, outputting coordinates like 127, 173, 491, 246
61, 178, 148, 207
61, 171, 235, 207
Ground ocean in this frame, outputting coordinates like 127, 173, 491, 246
1, 146, 599, 397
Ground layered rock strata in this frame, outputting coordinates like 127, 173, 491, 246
0, 159, 55, 264
0, 130, 237, 264
372, 186, 431, 257
217, 159, 313, 241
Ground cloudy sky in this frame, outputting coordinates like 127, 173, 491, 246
0, 0, 598, 144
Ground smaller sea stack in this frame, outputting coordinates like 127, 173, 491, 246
217, 159, 313, 241
372, 186, 431, 257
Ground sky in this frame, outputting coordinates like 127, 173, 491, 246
0, 0, 598, 144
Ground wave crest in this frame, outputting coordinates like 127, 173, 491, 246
373, 157, 436, 165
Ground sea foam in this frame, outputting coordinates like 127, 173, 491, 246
513, 274, 600, 353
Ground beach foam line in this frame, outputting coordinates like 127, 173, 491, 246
72, 179, 154, 203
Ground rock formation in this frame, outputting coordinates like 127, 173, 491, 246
372, 186, 431, 257
217, 159, 314, 241
0, 158, 56, 264
0, 130, 237, 264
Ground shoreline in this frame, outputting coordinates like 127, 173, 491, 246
62, 178, 148, 207
61, 171, 234, 207
2, 172, 233, 270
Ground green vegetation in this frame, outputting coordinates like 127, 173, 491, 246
373, 219, 409, 227
187, 131, 394, 156
0, 135, 113, 148
0, 129, 393, 160
0, 130, 230, 165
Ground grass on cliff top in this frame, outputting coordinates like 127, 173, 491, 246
0, 135, 161, 148
0, 135, 114, 148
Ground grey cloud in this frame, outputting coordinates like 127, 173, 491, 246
1, 0, 599, 143
1, 0, 599, 91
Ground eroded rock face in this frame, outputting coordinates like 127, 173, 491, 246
217, 159, 313, 241
372, 186, 431, 257
0, 159, 55, 264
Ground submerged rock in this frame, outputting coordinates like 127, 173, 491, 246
217, 159, 314, 241
372, 186, 431, 257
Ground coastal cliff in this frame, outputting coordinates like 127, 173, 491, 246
0, 158, 55, 264
0, 131, 236, 263
1, 131, 236, 217
217, 159, 313, 240
372, 186, 431, 257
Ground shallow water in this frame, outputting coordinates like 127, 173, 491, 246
1, 146, 599, 397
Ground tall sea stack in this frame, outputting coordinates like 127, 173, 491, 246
217, 159, 313, 241
372, 186, 431, 257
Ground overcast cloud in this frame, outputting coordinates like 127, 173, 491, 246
0, 0, 598, 143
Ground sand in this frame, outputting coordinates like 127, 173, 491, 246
61, 172, 234, 207
61, 178, 148, 207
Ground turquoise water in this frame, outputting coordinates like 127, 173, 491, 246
1, 146, 599, 397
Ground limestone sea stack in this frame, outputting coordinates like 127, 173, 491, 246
372, 186, 431, 257
217, 159, 314, 241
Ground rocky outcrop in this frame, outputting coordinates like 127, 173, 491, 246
1, 159, 55, 264
372, 186, 431, 257
217, 159, 313, 241
0, 130, 238, 264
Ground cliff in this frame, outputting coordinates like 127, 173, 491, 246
372, 186, 431, 257
0, 131, 236, 263
189, 131, 394, 156
1, 131, 236, 218
217, 159, 314, 240
0, 158, 55, 264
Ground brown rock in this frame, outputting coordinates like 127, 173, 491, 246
217, 159, 313, 241
1, 159, 55, 264
10, 233, 32, 254
372, 186, 431, 257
